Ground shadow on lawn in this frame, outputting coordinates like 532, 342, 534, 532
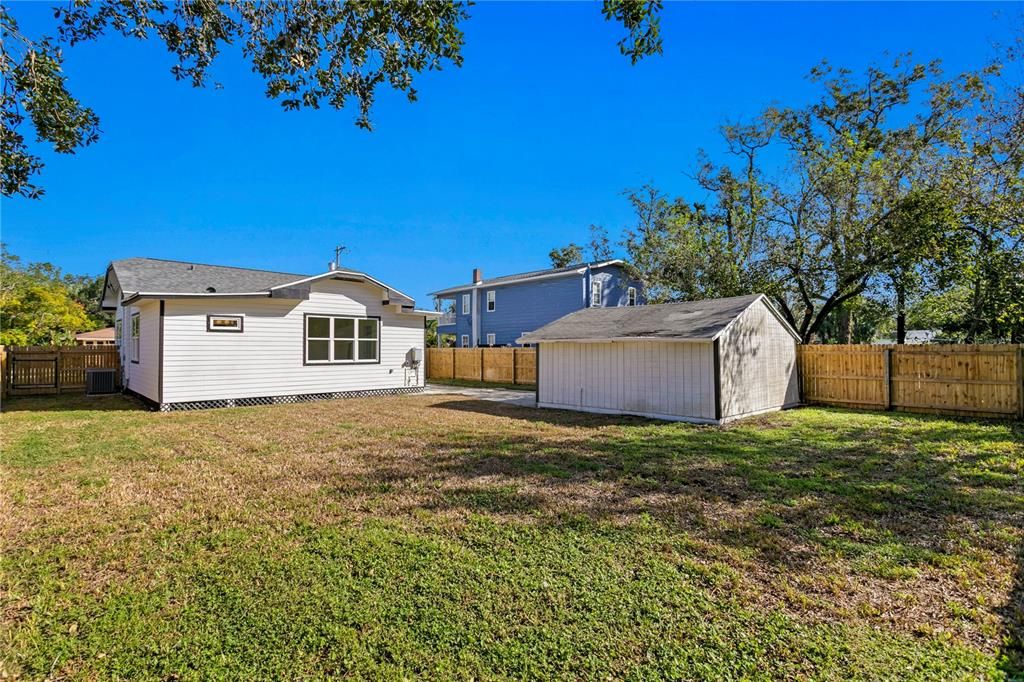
394, 398, 1022, 656
1, 393, 147, 413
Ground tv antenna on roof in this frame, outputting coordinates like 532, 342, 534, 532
331, 245, 348, 270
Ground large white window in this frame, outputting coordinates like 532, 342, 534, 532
486, 333, 496, 346
486, 290, 496, 312
590, 280, 603, 307
627, 286, 637, 306
305, 315, 379, 364
129, 312, 140, 363
461, 334, 470, 348
462, 293, 470, 315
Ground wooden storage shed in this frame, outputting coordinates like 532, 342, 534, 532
518, 294, 801, 424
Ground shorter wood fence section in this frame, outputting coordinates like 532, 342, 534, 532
798, 344, 1023, 419
427, 348, 537, 385
1, 346, 121, 397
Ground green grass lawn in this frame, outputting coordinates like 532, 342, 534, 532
1, 394, 1021, 680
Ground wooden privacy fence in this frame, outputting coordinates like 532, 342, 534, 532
798, 344, 1023, 419
1, 345, 121, 397
427, 348, 536, 385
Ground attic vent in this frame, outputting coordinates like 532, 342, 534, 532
206, 286, 217, 293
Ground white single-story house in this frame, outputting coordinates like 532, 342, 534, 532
101, 257, 437, 411
518, 294, 801, 424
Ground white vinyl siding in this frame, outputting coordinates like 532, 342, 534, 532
160, 279, 424, 403
119, 300, 160, 402
538, 341, 716, 422
486, 290, 495, 312
718, 300, 799, 419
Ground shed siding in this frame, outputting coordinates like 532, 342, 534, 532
161, 279, 424, 403
538, 341, 716, 421
718, 300, 799, 419
121, 299, 160, 402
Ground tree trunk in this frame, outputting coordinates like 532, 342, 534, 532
894, 274, 906, 345
838, 305, 853, 345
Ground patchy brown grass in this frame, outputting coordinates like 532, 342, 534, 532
1, 393, 1021, 679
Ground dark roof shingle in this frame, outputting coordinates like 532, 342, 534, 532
110, 257, 308, 294
518, 294, 768, 342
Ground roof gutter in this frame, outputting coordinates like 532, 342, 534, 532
121, 291, 272, 305
516, 335, 714, 345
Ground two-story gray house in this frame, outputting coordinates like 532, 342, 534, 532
430, 260, 645, 347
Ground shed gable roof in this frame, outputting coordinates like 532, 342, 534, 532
518, 294, 798, 343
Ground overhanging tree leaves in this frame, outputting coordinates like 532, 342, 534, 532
2, 1, 664, 199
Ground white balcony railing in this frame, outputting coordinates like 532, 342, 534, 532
438, 311, 456, 325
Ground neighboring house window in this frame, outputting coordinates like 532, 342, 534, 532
461, 334, 470, 347
486, 333, 496, 346
590, 280, 603, 307
115, 319, 122, 346
462, 294, 470, 315
627, 286, 637, 306
130, 312, 140, 363
305, 315, 379, 363
486, 290, 496, 312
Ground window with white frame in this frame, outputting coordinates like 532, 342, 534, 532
590, 280, 603, 307
305, 315, 379, 363
461, 334, 470, 347
462, 293, 470, 315
129, 312, 140, 363
627, 286, 637, 306
486, 290, 495, 312
486, 333, 496, 346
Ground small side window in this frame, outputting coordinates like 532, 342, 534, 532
130, 312, 140, 363
461, 294, 470, 315
461, 334, 470, 348
486, 333, 496, 346
590, 280, 603, 307
627, 287, 637, 306
486, 290, 495, 312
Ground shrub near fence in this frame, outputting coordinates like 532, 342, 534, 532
798, 344, 1023, 419
427, 348, 536, 385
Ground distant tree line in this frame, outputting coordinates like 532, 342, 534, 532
553, 46, 1023, 344
0, 246, 109, 346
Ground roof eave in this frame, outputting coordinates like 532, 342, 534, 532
517, 335, 713, 345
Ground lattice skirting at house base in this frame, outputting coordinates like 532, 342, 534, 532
158, 386, 425, 412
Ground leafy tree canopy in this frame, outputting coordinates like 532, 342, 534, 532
1, 1, 663, 199
0, 246, 106, 346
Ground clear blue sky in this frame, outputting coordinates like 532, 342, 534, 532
1, 2, 1016, 306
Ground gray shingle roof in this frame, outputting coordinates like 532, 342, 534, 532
518, 294, 768, 343
110, 257, 308, 294
429, 260, 625, 296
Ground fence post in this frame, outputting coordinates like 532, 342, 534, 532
1017, 345, 1023, 421
883, 347, 893, 411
